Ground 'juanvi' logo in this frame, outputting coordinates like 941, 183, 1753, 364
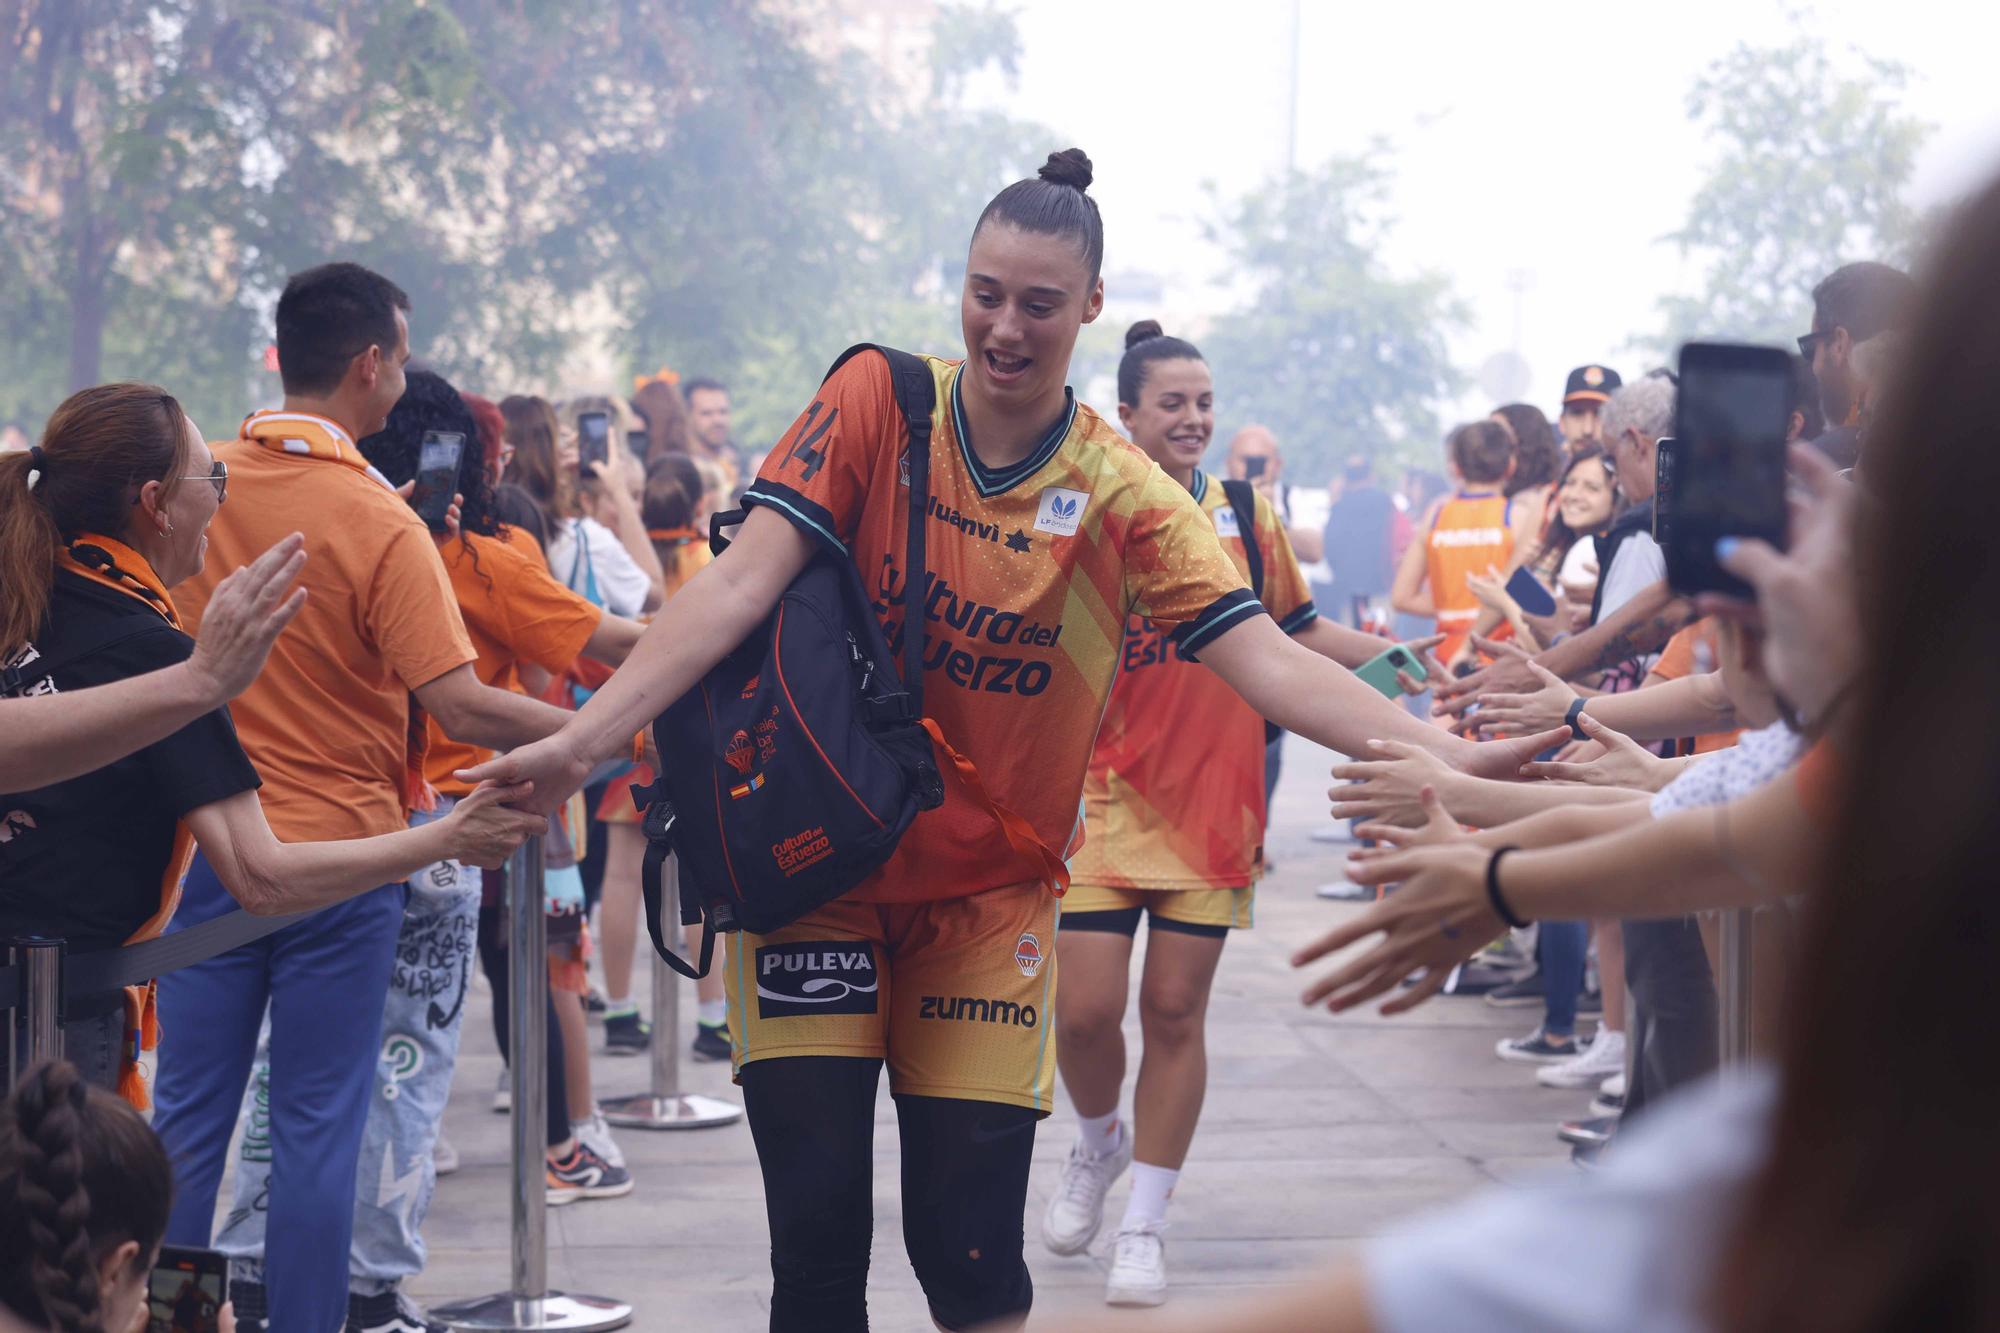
1034, 487, 1089, 537
754, 941, 879, 1018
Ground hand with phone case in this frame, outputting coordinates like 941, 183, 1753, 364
410, 431, 465, 533
1353, 644, 1429, 699
1666, 342, 1793, 597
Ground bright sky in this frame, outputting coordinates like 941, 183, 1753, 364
973, 0, 2000, 453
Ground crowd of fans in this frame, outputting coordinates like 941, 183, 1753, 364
0, 139, 1993, 1333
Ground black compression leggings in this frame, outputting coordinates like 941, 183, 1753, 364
478, 903, 571, 1150
740, 1056, 1039, 1332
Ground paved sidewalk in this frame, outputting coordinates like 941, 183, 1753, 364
410, 733, 1578, 1327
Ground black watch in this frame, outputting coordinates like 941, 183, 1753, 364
1565, 697, 1589, 742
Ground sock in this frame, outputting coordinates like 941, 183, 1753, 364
1076, 1108, 1122, 1158
1121, 1162, 1179, 1230
698, 999, 727, 1027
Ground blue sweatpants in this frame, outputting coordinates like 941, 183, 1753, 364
153, 853, 406, 1333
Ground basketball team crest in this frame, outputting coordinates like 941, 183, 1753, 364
1013, 932, 1044, 978
724, 728, 755, 775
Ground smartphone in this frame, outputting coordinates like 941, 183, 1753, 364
1668, 342, 1793, 597
1653, 435, 1678, 548
627, 428, 650, 458
577, 411, 611, 481
1504, 565, 1558, 617
149, 1244, 227, 1333
411, 430, 464, 533
1242, 456, 1269, 480
1354, 643, 1427, 699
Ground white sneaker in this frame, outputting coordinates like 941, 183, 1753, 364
1042, 1133, 1131, 1256
573, 1109, 626, 1170
432, 1136, 460, 1177
1599, 1071, 1627, 1098
491, 1070, 511, 1114
1104, 1222, 1168, 1307
1537, 1028, 1628, 1089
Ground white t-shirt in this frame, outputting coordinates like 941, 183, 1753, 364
1649, 721, 1806, 819
1368, 1066, 1778, 1333
544, 516, 650, 618
1598, 528, 1666, 622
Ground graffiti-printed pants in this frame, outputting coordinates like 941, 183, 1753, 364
214, 802, 479, 1295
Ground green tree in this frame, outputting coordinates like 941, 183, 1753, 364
1655, 27, 1930, 349
1198, 153, 1466, 480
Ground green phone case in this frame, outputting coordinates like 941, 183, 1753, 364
1354, 645, 1425, 699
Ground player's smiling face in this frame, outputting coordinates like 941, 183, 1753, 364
961, 222, 1103, 416
1118, 358, 1214, 476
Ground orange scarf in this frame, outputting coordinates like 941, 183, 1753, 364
55, 534, 186, 1109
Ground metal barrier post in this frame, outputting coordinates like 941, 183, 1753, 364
601, 855, 742, 1131
7, 937, 66, 1087
434, 838, 631, 1332
1717, 907, 1755, 1070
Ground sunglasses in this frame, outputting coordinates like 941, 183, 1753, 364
181, 460, 228, 504
1796, 330, 1828, 360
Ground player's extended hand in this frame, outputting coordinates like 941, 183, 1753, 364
1293, 841, 1496, 1014
1446, 725, 1576, 783
184, 533, 308, 706
1518, 712, 1674, 791
1329, 740, 1454, 826
457, 733, 595, 818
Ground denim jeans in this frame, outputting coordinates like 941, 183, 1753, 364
154, 857, 406, 1333
215, 803, 479, 1295
1538, 920, 1591, 1038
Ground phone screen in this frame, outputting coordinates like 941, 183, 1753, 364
1504, 565, 1558, 617
412, 431, 464, 532
149, 1245, 227, 1333
1668, 344, 1792, 597
626, 429, 650, 458
578, 412, 611, 480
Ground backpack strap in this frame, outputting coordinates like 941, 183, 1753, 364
633, 775, 712, 979
1222, 479, 1265, 601
819, 344, 937, 719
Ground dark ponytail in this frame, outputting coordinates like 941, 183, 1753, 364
0, 384, 191, 660
1117, 319, 1205, 407
973, 148, 1105, 282
0, 1061, 172, 1332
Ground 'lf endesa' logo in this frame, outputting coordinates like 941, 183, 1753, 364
1034, 487, 1088, 537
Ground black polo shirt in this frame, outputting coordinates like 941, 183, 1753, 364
0, 570, 259, 971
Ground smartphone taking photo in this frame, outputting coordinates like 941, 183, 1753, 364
1354, 643, 1427, 699
412, 430, 464, 533
1241, 456, 1269, 480
577, 411, 611, 482
1666, 342, 1793, 598
149, 1245, 227, 1333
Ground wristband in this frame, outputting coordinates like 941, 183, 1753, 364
1565, 696, 1589, 742
1485, 846, 1531, 929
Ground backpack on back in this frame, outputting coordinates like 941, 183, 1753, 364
631, 345, 945, 977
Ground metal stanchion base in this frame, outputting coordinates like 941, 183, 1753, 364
432, 1291, 632, 1331
599, 1090, 743, 1130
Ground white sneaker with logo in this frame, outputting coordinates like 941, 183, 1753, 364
1537, 1027, 1629, 1089
1041, 1133, 1132, 1256
1104, 1221, 1168, 1307
573, 1108, 626, 1170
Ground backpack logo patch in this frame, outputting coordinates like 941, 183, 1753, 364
724, 729, 755, 774
1034, 487, 1088, 537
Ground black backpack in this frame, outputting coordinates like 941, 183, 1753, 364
1220, 479, 1283, 746
632, 345, 945, 978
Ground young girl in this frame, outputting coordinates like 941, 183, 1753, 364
1046, 322, 1429, 1307
467, 149, 1564, 1330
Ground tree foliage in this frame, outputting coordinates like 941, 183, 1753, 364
0, 0, 1049, 445
1198, 153, 1466, 480
1655, 26, 1929, 349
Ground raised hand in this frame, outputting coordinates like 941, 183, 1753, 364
1518, 712, 1675, 791
1429, 633, 1542, 718
1472, 658, 1578, 739
1329, 739, 1454, 827
185, 533, 308, 705
1292, 841, 1496, 1014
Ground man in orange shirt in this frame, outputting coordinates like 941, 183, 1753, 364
151, 264, 574, 1333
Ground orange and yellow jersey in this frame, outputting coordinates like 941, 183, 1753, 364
1426, 491, 1513, 661
742, 353, 1258, 906
1072, 471, 1317, 891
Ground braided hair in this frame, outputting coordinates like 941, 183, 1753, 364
0, 1061, 171, 1331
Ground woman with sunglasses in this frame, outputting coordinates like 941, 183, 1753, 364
0, 384, 542, 1097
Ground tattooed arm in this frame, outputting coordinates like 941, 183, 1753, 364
1536, 580, 1696, 679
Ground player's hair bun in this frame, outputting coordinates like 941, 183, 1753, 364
1124, 320, 1165, 351
1038, 148, 1094, 192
